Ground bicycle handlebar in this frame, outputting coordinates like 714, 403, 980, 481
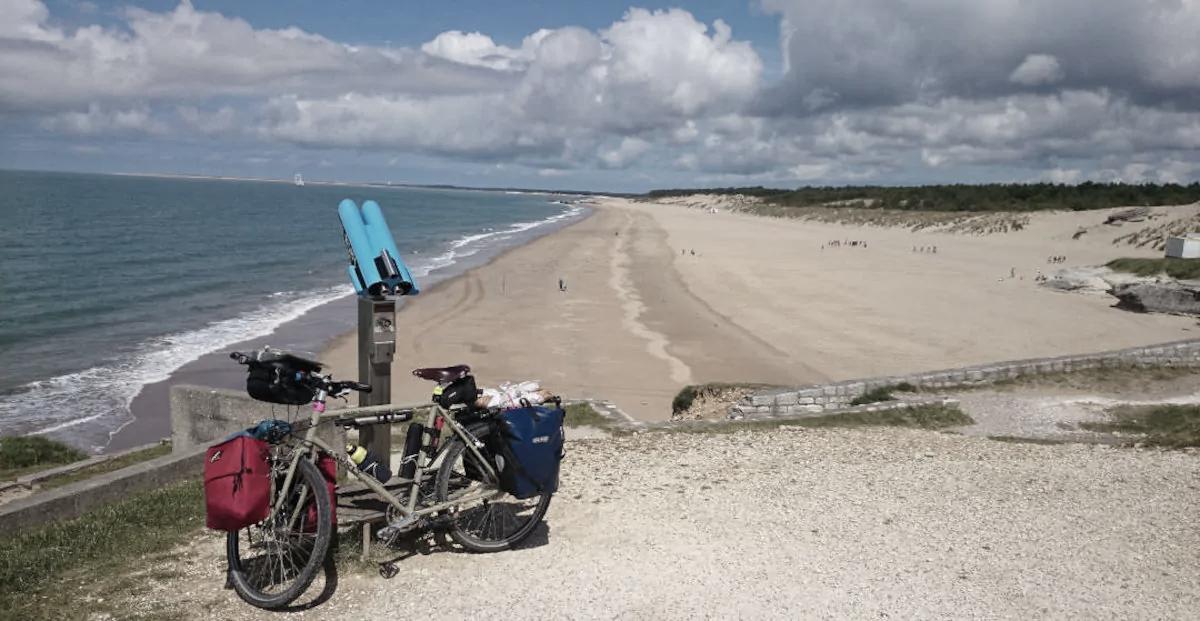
229, 350, 371, 394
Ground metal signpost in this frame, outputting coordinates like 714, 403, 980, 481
357, 295, 396, 472
340, 198, 417, 473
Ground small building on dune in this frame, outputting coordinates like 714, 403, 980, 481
1165, 234, 1200, 259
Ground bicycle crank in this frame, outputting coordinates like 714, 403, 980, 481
377, 515, 426, 545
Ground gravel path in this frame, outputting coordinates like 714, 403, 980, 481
121, 428, 1200, 619
951, 389, 1200, 442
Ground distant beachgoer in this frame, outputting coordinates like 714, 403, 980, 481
690, 249, 695, 256
1010, 267, 1016, 278
558, 278, 566, 292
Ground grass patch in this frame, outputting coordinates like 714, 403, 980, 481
850, 386, 896, 406
972, 365, 1198, 393
563, 402, 613, 428
848, 383, 919, 406
1080, 404, 1200, 447
683, 404, 973, 435
987, 435, 1067, 445
792, 404, 973, 429
1107, 257, 1200, 280
0, 436, 87, 481
0, 479, 205, 619
40, 443, 172, 490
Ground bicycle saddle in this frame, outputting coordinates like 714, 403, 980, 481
412, 365, 471, 383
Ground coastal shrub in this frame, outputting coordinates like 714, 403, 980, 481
647, 182, 1200, 213
1106, 258, 1200, 280
1081, 404, 1200, 448
892, 382, 918, 392
672, 385, 701, 415
850, 386, 896, 406
0, 435, 86, 472
672, 382, 778, 416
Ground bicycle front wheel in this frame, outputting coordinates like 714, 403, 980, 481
226, 457, 333, 609
436, 437, 551, 552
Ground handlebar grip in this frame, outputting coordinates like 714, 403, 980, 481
350, 381, 372, 393
229, 352, 250, 364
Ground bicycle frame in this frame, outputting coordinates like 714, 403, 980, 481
273, 389, 504, 528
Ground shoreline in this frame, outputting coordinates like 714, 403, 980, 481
111, 193, 1198, 449
105, 202, 593, 452
319, 198, 817, 421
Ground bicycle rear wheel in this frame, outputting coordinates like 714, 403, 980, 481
435, 436, 551, 552
226, 457, 333, 609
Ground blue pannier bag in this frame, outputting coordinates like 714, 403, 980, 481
495, 405, 565, 499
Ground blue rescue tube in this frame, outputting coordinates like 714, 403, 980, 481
362, 200, 419, 295
338, 199, 381, 294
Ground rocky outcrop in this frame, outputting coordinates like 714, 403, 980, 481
1039, 266, 1144, 295
1111, 281, 1200, 315
1041, 267, 1113, 294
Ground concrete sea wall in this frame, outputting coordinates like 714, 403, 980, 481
732, 339, 1200, 419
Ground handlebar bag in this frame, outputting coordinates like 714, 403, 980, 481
494, 406, 565, 499
244, 351, 321, 405
204, 434, 271, 531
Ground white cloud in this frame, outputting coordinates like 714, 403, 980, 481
257, 8, 762, 168
761, 0, 1200, 109
599, 137, 651, 168
0, 0, 505, 112
2, 0, 1199, 187
40, 104, 167, 135
420, 31, 524, 70
1010, 54, 1064, 86
1046, 168, 1082, 184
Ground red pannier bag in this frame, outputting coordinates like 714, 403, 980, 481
304, 454, 338, 531
204, 435, 271, 531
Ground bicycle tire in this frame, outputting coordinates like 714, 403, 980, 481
435, 434, 551, 552
226, 457, 333, 609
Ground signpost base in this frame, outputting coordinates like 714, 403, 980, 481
357, 296, 395, 472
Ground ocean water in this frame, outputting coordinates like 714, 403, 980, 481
0, 170, 584, 450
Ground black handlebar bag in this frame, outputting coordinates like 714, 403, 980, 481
244, 350, 323, 405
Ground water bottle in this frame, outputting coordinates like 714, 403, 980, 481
345, 444, 392, 483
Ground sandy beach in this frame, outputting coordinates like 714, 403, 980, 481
322, 198, 1195, 421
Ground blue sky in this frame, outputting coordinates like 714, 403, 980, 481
2, 0, 1199, 191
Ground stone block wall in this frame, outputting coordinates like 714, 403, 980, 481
170, 385, 344, 453
731, 339, 1200, 419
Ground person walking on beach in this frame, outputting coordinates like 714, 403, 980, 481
558, 278, 566, 292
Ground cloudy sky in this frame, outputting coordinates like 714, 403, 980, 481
1, 0, 1198, 191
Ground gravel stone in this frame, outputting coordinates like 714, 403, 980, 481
120, 429, 1200, 619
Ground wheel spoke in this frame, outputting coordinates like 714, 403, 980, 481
437, 439, 549, 549
227, 456, 332, 607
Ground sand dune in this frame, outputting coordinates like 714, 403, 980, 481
322, 197, 1196, 421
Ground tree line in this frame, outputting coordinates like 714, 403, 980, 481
645, 182, 1200, 212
